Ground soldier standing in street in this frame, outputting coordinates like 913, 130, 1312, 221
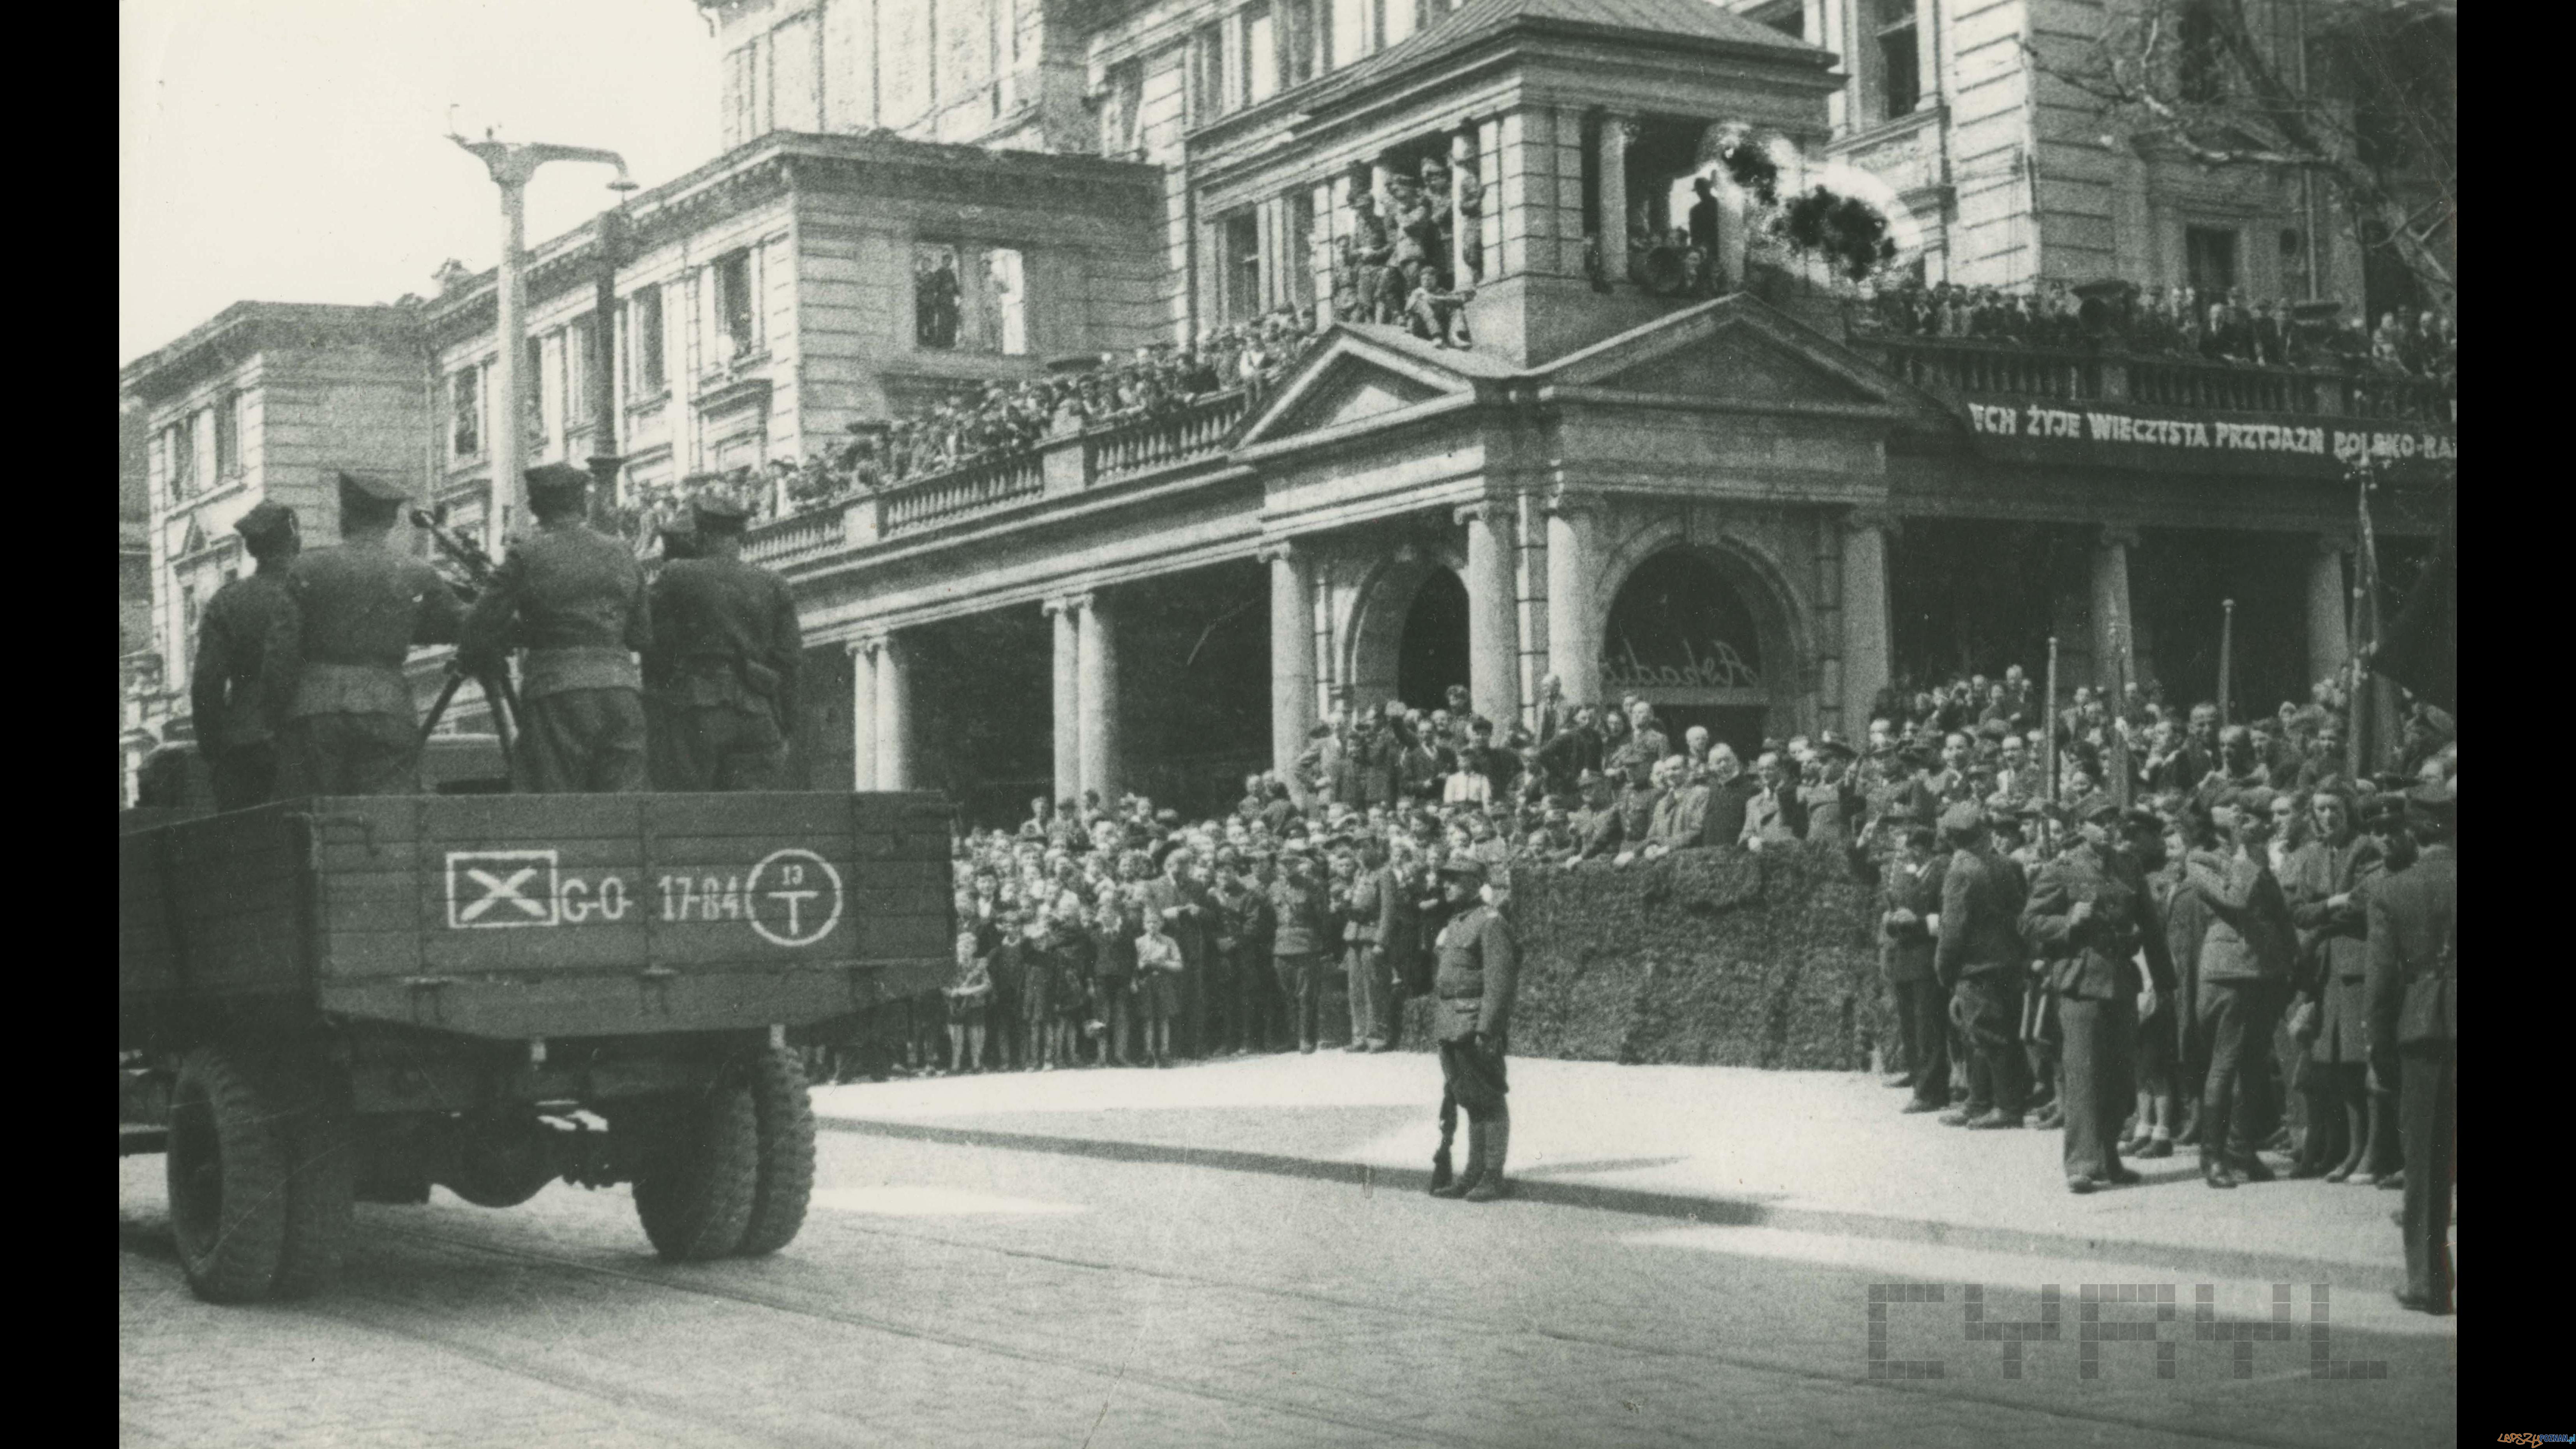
1854, 814, 1948, 1113
1935, 802, 2031, 1129
2022, 793, 2174, 1193
2367, 787, 2455, 1315
461, 464, 652, 793
190, 501, 300, 810
645, 494, 802, 790
1427, 856, 1517, 1202
273, 474, 466, 795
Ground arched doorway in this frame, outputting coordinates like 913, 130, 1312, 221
1599, 546, 1782, 759
1396, 568, 1469, 710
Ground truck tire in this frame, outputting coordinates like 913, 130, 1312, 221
165, 1048, 293, 1303
633, 1079, 758, 1262
269, 1062, 357, 1299
734, 1047, 816, 1257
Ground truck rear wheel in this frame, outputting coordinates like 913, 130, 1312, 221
633, 1079, 758, 1262
167, 1047, 352, 1302
735, 1047, 816, 1257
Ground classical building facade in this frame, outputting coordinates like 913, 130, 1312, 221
116, 303, 432, 803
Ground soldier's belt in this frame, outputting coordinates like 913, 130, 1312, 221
522, 646, 642, 698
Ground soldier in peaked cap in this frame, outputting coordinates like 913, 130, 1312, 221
1427, 855, 1519, 1202
644, 491, 803, 791
2022, 791, 2175, 1193
190, 500, 302, 810
2368, 785, 2455, 1314
461, 464, 652, 792
272, 473, 466, 795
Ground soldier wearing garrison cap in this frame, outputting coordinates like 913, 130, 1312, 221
1426, 854, 1517, 1202
644, 491, 803, 791
272, 474, 466, 794
461, 464, 652, 792
190, 500, 302, 810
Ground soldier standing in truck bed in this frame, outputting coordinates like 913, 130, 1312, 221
642, 519, 701, 790
461, 464, 651, 792
272, 474, 466, 795
190, 500, 301, 810
645, 493, 803, 790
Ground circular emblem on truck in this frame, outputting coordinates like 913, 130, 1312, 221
745, 848, 844, 948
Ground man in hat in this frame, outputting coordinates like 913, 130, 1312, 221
461, 464, 652, 793
1935, 801, 2031, 1128
645, 493, 803, 791
1567, 768, 1624, 864
2183, 790, 2297, 1188
1701, 745, 1757, 848
1269, 843, 1332, 1053
190, 501, 301, 810
1854, 812, 1948, 1111
2022, 792, 2174, 1192
1426, 855, 1518, 1202
273, 473, 467, 794
2366, 787, 2454, 1314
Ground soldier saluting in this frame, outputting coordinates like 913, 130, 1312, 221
1426, 856, 1517, 1203
272, 473, 466, 794
190, 501, 300, 810
461, 464, 651, 793
646, 493, 804, 790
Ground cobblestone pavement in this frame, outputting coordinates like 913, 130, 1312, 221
120, 1123, 2455, 1449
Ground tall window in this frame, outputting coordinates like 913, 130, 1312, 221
450, 368, 482, 459
1101, 59, 1143, 158
1192, 22, 1226, 122
1282, 0, 1316, 85
566, 315, 594, 439
629, 285, 667, 394
1875, 0, 1920, 120
1383, 0, 1417, 47
714, 249, 758, 362
526, 336, 547, 446
2185, 226, 2239, 295
1330, 0, 1367, 71
1223, 212, 1262, 322
721, 37, 771, 147
1245, 4, 1278, 105
162, 421, 197, 501
915, 244, 964, 349
2178, 0, 2224, 104
982, 247, 1029, 356
214, 390, 243, 477
1286, 192, 1316, 309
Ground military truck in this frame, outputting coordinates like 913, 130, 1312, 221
119, 788, 955, 1302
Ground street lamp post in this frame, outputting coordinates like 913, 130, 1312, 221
450, 134, 636, 556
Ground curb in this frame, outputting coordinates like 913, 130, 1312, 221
818, 1113, 2406, 1293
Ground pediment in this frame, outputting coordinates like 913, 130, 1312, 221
1274, 361, 1445, 434
178, 518, 207, 558
1538, 294, 1955, 424
1233, 324, 1504, 452
1590, 327, 1878, 405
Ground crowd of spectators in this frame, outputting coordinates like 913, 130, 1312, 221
606, 310, 1327, 547
824, 664, 2453, 1089
1851, 277, 2459, 388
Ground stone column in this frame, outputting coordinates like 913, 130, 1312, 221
872, 631, 912, 791
1045, 597, 1082, 805
1839, 511, 1895, 734
1075, 591, 1121, 804
1545, 492, 1602, 706
1597, 114, 1633, 284
2091, 526, 2140, 695
847, 637, 878, 790
1459, 501, 1521, 727
1263, 544, 1316, 780
2306, 538, 2352, 688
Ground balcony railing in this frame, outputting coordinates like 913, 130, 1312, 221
741, 506, 847, 567
1083, 391, 1251, 479
882, 450, 1047, 533
1848, 335, 2455, 425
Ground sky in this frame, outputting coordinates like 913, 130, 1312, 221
121, 0, 720, 368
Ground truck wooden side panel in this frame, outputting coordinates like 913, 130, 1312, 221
118, 793, 956, 1041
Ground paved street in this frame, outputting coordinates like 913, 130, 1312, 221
121, 1060, 2456, 1449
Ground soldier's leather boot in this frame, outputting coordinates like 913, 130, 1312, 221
1464, 1115, 1510, 1202
1432, 1118, 1483, 1199
2202, 1150, 2241, 1190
